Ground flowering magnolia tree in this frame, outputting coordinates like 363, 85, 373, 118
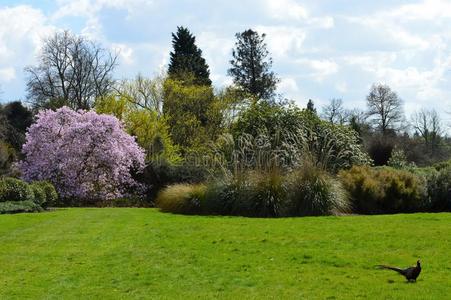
19, 107, 145, 201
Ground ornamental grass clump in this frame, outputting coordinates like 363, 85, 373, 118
284, 163, 350, 216
155, 183, 207, 215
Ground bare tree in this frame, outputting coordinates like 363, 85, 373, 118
321, 98, 346, 124
411, 109, 443, 152
117, 74, 165, 116
366, 83, 403, 134
25, 30, 118, 110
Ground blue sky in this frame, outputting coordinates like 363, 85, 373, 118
1, 0, 451, 121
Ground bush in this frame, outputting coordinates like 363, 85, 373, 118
339, 166, 426, 214
155, 184, 207, 214
0, 177, 34, 202
285, 165, 350, 216
136, 160, 210, 204
30, 183, 46, 206
387, 147, 413, 169
422, 166, 451, 211
0, 200, 43, 214
32, 181, 58, 207
367, 135, 395, 166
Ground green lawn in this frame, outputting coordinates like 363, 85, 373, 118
0, 209, 450, 299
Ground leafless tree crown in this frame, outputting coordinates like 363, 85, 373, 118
116, 74, 165, 116
25, 30, 118, 110
321, 98, 347, 125
366, 83, 403, 133
411, 109, 443, 150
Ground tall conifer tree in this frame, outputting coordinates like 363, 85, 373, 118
168, 26, 211, 86
228, 29, 279, 100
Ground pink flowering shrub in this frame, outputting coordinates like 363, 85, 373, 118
19, 107, 145, 201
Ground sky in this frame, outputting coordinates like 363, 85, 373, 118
1, 0, 451, 121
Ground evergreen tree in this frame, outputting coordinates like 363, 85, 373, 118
228, 29, 279, 100
306, 99, 317, 114
168, 26, 211, 86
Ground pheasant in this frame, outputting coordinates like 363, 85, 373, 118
377, 260, 421, 282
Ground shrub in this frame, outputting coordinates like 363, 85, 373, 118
34, 181, 58, 207
0, 177, 34, 202
367, 135, 395, 166
432, 160, 451, 171
423, 166, 451, 211
0, 200, 43, 214
388, 147, 412, 169
285, 165, 350, 216
30, 183, 46, 206
0, 141, 17, 176
136, 160, 210, 204
155, 184, 207, 214
339, 166, 426, 214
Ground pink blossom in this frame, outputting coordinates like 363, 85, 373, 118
19, 107, 145, 201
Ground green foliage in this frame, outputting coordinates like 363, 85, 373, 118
339, 166, 426, 214
0, 177, 34, 203
95, 94, 181, 164
168, 26, 211, 86
0, 141, 17, 176
137, 160, 210, 202
387, 147, 411, 169
0, 101, 33, 151
0, 200, 43, 214
32, 181, 58, 207
432, 159, 451, 171
367, 135, 395, 166
306, 99, 316, 114
163, 78, 223, 153
155, 183, 207, 214
30, 183, 46, 206
285, 164, 350, 216
420, 166, 451, 211
230, 101, 371, 172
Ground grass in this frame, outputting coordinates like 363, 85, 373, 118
0, 209, 450, 299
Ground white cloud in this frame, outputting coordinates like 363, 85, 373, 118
295, 58, 339, 81
112, 43, 134, 65
255, 26, 306, 58
263, 0, 308, 21
386, 0, 451, 22
53, 0, 149, 19
0, 67, 16, 81
262, 0, 334, 29
0, 5, 55, 97
279, 77, 299, 94
335, 81, 348, 93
